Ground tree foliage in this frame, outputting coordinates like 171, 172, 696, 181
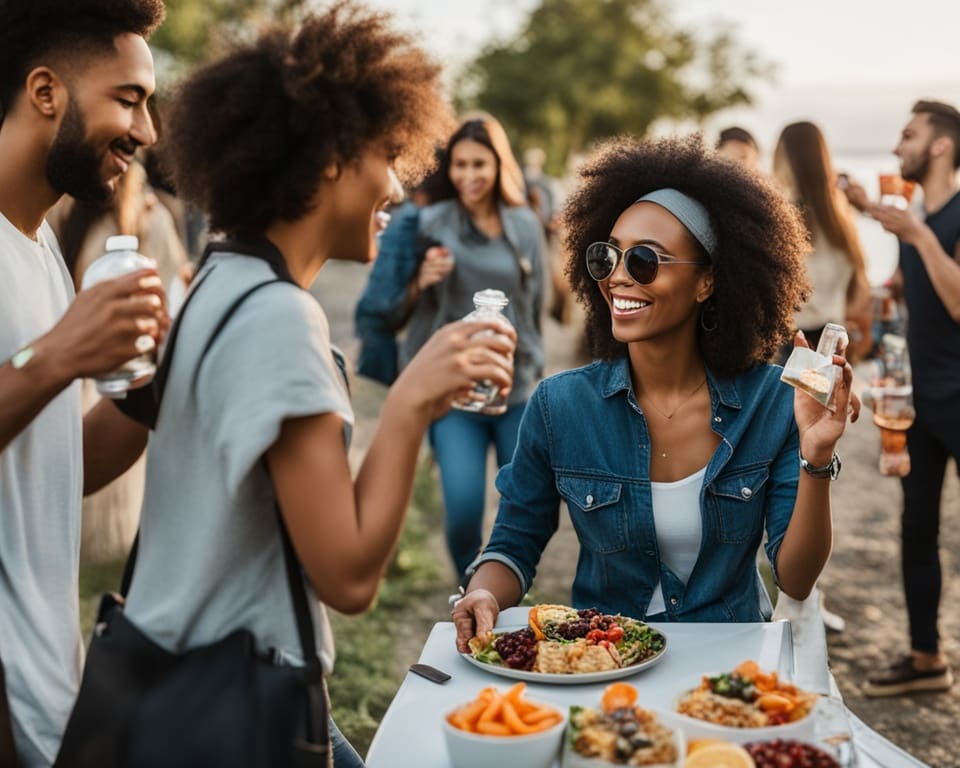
455, 0, 771, 172
150, 0, 307, 71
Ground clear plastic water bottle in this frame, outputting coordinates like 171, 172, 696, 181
80, 235, 157, 398
452, 289, 513, 415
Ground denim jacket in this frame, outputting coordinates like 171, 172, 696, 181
476, 358, 800, 622
354, 201, 422, 385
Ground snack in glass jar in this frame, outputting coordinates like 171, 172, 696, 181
780, 323, 848, 411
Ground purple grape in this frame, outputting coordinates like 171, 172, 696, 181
493, 629, 537, 670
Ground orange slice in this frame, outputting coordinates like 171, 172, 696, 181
528, 606, 546, 640
687, 738, 731, 755
683, 743, 756, 768
601, 682, 638, 713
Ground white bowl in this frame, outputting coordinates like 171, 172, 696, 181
442, 709, 567, 768
561, 721, 686, 767
658, 699, 816, 745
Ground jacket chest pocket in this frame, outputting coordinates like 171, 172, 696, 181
556, 474, 626, 554
707, 464, 770, 544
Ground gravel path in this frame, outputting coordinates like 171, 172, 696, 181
314, 260, 958, 768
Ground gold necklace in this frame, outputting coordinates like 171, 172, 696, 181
640, 378, 708, 421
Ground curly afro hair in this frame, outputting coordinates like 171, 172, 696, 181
0, 0, 165, 121
563, 134, 810, 378
162, 1, 453, 235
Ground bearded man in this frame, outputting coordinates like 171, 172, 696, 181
0, 2, 168, 764
846, 100, 960, 697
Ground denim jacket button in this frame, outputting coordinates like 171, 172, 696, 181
714, 415, 722, 423
741, 487, 753, 499
585, 494, 594, 506
669, 597, 678, 606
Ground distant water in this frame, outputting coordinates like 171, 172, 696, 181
833, 151, 906, 286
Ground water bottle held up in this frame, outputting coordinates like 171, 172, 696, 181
81, 235, 157, 398
452, 289, 513, 415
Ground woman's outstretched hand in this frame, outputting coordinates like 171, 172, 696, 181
791, 331, 861, 464
391, 319, 516, 423
451, 589, 501, 653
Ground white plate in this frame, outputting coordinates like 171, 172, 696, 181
460, 625, 668, 685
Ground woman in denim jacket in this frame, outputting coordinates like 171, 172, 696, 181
453, 135, 860, 646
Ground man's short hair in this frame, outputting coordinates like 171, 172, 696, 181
716, 126, 758, 151
913, 99, 960, 170
0, 0, 166, 123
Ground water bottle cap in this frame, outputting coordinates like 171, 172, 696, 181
105, 235, 140, 252
472, 289, 509, 308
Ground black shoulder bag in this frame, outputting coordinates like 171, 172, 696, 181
54, 237, 331, 768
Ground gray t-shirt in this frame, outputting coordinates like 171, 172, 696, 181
125, 252, 353, 672
0, 214, 83, 767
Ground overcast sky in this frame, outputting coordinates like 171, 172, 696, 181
366, 0, 960, 152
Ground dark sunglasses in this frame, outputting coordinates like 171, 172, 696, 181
585, 242, 705, 284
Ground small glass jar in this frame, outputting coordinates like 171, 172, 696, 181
780, 322, 848, 411
452, 289, 513, 415
80, 235, 157, 398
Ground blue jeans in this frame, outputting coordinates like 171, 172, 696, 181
429, 404, 526, 580
331, 716, 365, 767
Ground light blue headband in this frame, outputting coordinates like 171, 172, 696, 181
635, 188, 717, 257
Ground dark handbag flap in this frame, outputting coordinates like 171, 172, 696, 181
59, 605, 329, 768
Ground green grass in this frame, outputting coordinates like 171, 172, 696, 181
78, 456, 445, 758
79, 558, 125, 637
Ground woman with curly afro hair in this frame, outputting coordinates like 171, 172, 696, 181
102, 4, 515, 765
453, 135, 860, 648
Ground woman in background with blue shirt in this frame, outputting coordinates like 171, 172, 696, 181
453, 135, 860, 648
399, 114, 545, 581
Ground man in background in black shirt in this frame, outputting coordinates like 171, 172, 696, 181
847, 99, 960, 696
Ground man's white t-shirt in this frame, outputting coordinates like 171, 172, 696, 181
0, 213, 84, 767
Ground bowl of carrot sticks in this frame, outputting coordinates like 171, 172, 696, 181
442, 682, 567, 768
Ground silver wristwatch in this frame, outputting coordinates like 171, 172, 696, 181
799, 450, 841, 480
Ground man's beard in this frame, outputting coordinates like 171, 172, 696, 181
46, 99, 112, 203
901, 143, 932, 184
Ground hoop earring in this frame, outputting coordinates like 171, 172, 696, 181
699, 300, 718, 332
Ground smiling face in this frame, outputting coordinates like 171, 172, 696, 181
600, 202, 713, 346
449, 138, 499, 209
46, 32, 157, 202
328, 145, 400, 263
